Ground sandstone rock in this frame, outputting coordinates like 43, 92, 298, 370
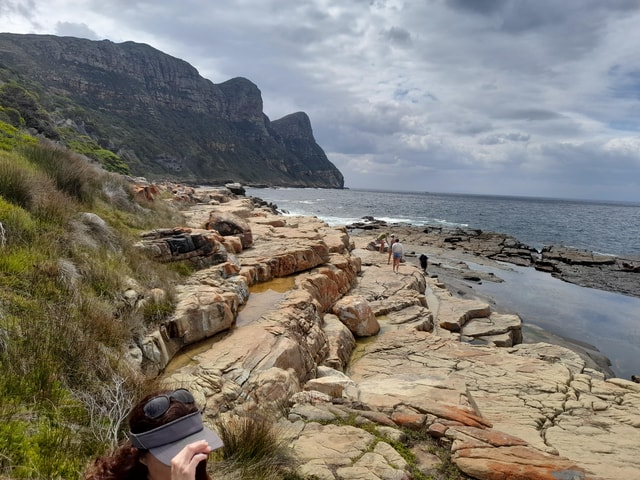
332, 295, 380, 337
137, 227, 227, 267
224, 182, 245, 195
461, 312, 522, 346
321, 314, 356, 371
205, 211, 253, 249
292, 422, 410, 479
453, 445, 587, 480
386, 304, 433, 332
542, 244, 616, 265
433, 289, 491, 332
153, 195, 640, 480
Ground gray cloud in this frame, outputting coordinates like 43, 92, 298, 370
2, 0, 640, 201
479, 132, 530, 145
383, 26, 412, 46
55, 22, 100, 40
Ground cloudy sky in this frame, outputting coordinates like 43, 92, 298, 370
2, 1, 640, 201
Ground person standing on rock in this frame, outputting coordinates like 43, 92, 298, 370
419, 253, 428, 274
391, 238, 404, 273
386, 234, 395, 264
375, 232, 388, 253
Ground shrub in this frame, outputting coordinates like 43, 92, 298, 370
0, 132, 203, 479
0, 106, 24, 127
18, 141, 104, 204
212, 413, 298, 480
0, 81, 59, 139
0, 197, 39, 246
0, 150, 77, 223
0, 118, 38, 152
0, 397, 93, 479
0, 151, 36, 207
0, 246, 44, 276
59, 127, 130, 175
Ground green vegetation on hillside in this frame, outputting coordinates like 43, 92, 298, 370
0, 81, 130, 175
0, 129, 186, 478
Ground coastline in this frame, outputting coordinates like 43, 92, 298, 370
156, 187, 640, 479
246, 185, 639, 380
343, 221, 630, 379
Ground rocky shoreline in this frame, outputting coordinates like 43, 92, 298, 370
129, 185, 640, 479
345, 218, 640, 299
343, 221, 636, 379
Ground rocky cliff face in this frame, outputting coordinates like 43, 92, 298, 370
0, 33, 344, 188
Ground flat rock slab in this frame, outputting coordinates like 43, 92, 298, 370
347, 327, 640, 479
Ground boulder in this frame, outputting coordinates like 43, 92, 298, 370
332, 295, 380, 337
460, 312, 522, 346
434, 290, 491, 332
321, 314, 356, 371
205, 211, 253, 249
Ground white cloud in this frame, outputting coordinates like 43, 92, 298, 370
2, 0, 640, 201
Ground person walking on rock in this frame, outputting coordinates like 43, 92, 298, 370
386, 234, 395, 264
391, 238, 404, 273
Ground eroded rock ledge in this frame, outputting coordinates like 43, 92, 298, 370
128, 186, 639, 480
348, 220, 640, 298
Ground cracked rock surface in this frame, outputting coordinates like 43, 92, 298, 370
158, 191, 638, 480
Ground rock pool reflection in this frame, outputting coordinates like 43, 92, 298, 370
166, 276, 297, 372
467, 261, 640, 380
236, 276, 296, 327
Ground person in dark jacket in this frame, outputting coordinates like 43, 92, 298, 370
419, 253, 428, 274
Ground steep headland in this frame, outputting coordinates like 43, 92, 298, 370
0, 33, 344, 187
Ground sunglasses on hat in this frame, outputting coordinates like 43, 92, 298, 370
143, 388, 195, 419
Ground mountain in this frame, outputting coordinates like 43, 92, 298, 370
0, 33, 344, 188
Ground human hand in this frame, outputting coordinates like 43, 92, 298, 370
170, 440, 212, 480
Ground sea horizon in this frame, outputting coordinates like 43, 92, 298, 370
255, 185, 640, 208
246, 187, 640, 258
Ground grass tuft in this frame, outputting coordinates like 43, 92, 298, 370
211, 413, 298, 480
18, 140, 105, 204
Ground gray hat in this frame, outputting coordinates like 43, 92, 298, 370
129, 411, 223, 465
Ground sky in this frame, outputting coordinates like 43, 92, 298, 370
2, 1, 640, 202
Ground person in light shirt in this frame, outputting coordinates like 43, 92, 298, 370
391, 238, 404, 273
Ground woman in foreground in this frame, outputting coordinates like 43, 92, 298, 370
83, 388, 223, 480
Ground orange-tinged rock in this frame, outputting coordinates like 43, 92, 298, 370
454, 445, 588, 480
449, 425, 529, 447
391, 412, 427, 430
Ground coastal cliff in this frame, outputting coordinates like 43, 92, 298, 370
0, 33, 344, 188
129, 185, 639, 480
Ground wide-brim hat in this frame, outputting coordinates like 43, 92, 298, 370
129, 411, 224, 465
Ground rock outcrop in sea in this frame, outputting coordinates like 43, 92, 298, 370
127, 185, 640, 480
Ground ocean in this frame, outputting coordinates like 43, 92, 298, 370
245, 187, 640, 380
246, 188, 640, 257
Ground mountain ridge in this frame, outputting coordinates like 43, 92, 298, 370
0, 33, 344, 188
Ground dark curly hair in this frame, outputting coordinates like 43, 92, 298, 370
83, 390, 210, 480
